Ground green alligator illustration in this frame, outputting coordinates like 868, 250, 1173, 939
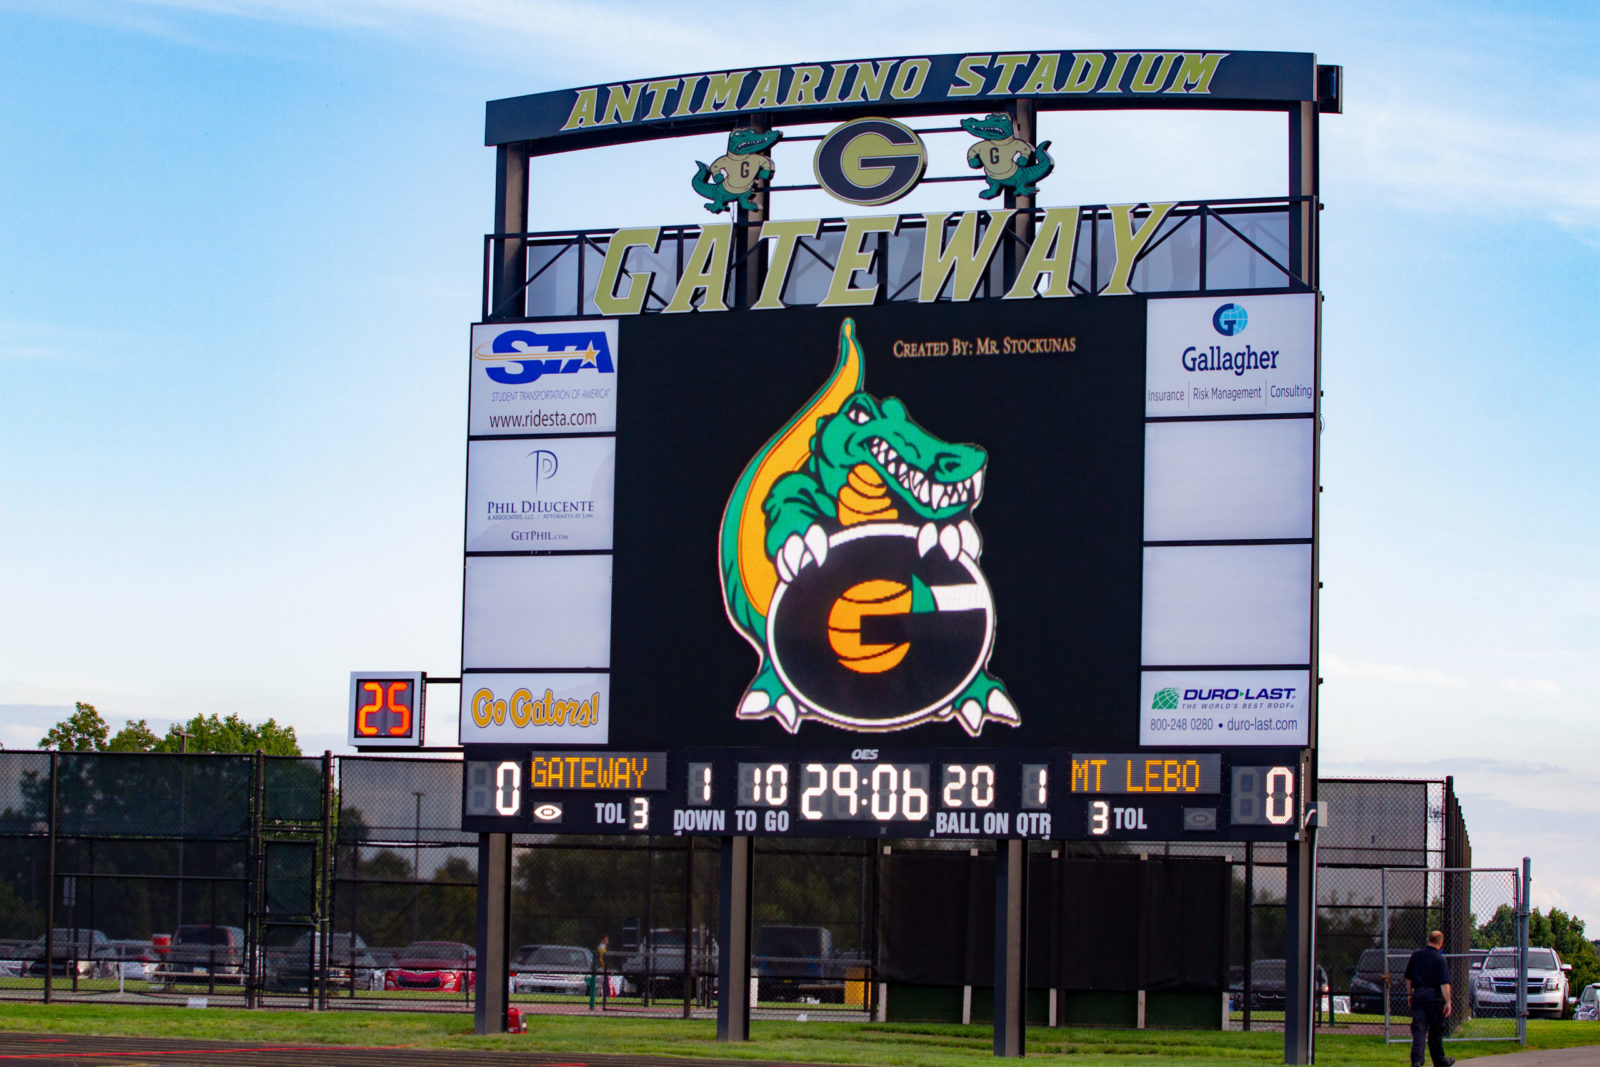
718, 319, 1018, 735
692, 127, 783, 213
962, 112, 1054, 199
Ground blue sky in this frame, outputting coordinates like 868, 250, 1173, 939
3, 2, 1597, 918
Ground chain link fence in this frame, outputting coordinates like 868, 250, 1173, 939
0, 750, 1492, 1035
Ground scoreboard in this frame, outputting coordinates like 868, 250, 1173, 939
457, 289, 1316, 842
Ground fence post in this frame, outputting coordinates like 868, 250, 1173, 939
43, 751, 58, 1005
246, 749, 264, 1009
319, 750, 333, 1011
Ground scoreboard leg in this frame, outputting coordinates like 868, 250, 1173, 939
994, 838, 1027, 1058
1283, 836, 1314, 1064
474, 831, 512, 1034
716, 835, 754, 1042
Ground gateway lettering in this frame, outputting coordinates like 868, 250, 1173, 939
531, 755, 650, 789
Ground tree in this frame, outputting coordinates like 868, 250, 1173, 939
38, 702, 109, 751
106, 719, 161, 752
152, 713, 301, 756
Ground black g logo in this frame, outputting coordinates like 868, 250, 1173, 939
813, 117, 927, 206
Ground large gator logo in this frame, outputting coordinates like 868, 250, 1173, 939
718, 319, 1018, 736
962, 112, 1054, 199
692, 127, 783, 214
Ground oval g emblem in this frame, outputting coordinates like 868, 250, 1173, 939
813, 117, 927, 206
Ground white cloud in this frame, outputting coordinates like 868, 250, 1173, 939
1321, 651, 1465, 689
1494, 677, 1563, 699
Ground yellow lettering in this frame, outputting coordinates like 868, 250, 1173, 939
510, 688, 532, 727
1168, 53, 1225, 94
580, 758, 596, 789
598, 759, 615, 788
593, 227, 660, 316
1128, 759, 1144, 791
754, 219, 820, 309
1100, 52, 1137, 93
819, 63, 852, 104
949, 54, 990, 96
1184, 760, 1200, 791
471, 689, 495, 728
920, 210, 1013, 303
991, 53, 1032, 95
640, 77, 680, 121
1004, 207, 1080, 299
1131, 52, 1182, 93
783, 65, 826, 106
599, 81, 647, 126
1017, 53, 1062, 95
847, 60, 893, 102
1164, 760, 1180, 792
1092, 759, 1105, 791
743, 67, 782, 110
1103, 202, 1175, 295
529, 758, 546, 789
890, 58, 930, 99
819, 216, 897, 307
1061, 53, 1105, 93
695, 71, 750, 115
665, 223, 732, 313
672, 74, 704, 117
560, 88, 598, 131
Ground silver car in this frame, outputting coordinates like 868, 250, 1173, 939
510, 945, 593, 996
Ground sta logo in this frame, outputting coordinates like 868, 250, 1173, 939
474, 328, 614, 385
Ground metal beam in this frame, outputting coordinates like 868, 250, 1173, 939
473, 832, 512, 1034
717, 835, 754, 1041
994, 839, 1027, 1057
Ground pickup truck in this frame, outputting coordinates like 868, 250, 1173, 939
620, 928, 717, 1001
752, 924, 858, 1004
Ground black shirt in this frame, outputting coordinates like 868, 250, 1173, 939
1404, 945, 1450, 991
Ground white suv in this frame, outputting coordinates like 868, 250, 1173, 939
1472, 947, 1571, 1018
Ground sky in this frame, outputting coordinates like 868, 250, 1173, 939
2, 1, 1597, 919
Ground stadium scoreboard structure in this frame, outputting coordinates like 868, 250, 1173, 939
458, 51, 1335, 847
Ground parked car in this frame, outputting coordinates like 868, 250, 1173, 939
106, 939, 159, 980
1241, 959, 1330, 1012
150, 924, 246, 986
21, 929, 114, 978
383, 941, 476, 992
267, 932, 383, 992
1575, 983, 1599, 1022
510, 944, 593, 996
1472, 947, 1571, 1018
1348, 949, 1413, 1015
620, 928, 717, 1001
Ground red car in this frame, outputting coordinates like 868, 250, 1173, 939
383, 941, 476, 992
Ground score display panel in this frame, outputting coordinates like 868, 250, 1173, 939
461, 295, 1317, 842
462, 747, 1307, 841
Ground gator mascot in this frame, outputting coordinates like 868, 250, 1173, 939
719, 319, 1018, 736
692, 127, 783, 214
962, 113, 1054, 199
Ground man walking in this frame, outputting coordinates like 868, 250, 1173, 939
1404, 930, 1455, 1067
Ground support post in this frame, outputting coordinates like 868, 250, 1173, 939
994, 838, 1027, 1058
1283, 836, 1314, 1064
490, 142, 530, 321
717, 835, 753, 1042
473, 831, 512, 1034
43, 751, 57, 1005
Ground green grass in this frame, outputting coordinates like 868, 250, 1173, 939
1, 1002, 1598, 1065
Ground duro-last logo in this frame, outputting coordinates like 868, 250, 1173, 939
474, 328, 615, 384
1212, 303, 1248, 336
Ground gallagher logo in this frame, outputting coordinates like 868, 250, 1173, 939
718, 318, 1016, 737
1211, 303, 1248, 336
474, 327, 614, 384
813, 117, 927, 207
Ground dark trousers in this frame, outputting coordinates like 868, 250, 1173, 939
1410, 988, 1447, 1067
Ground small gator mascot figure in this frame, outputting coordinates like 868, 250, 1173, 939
692, 127, 783, 214
719, 319, 1019, 736
962, 112, 1054, 199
